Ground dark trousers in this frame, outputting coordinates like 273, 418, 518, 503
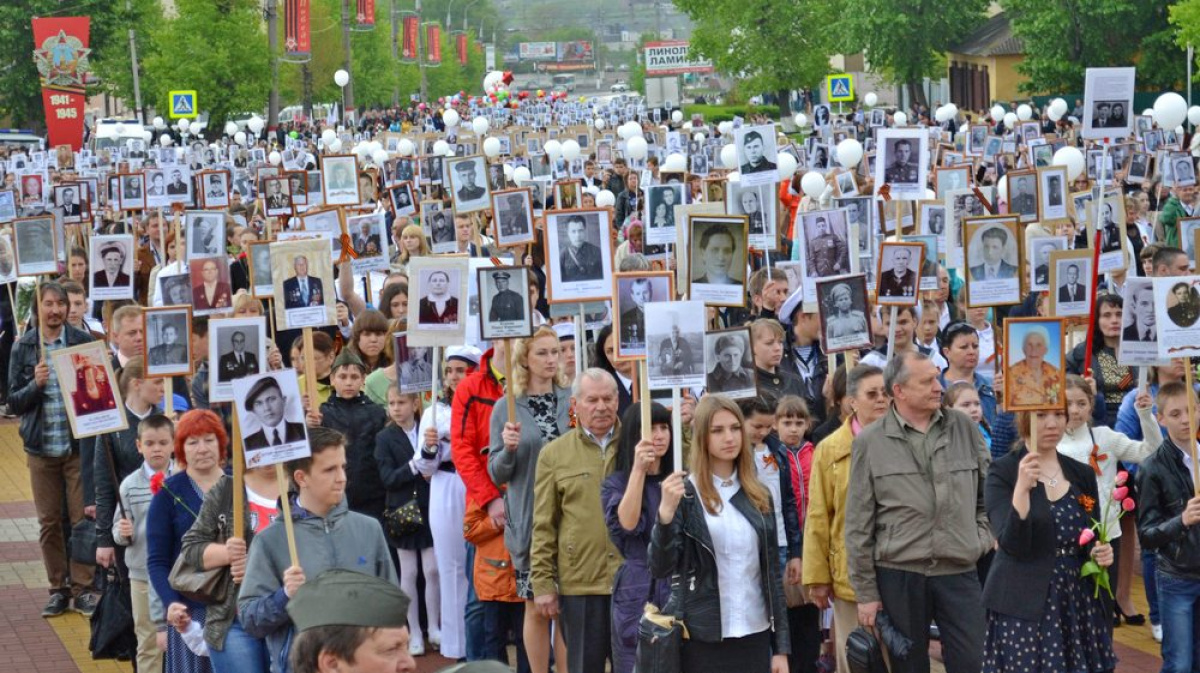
481, 600, 530, 673
875, 567, 984, 673
559, 594, 612, 673
681, 629, 771, 673
464, 543, 487, 660
788, 604, 821, 673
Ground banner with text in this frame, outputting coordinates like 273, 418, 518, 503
425, 23, 442, 66
519, 42, 557, 61
31, 16, 91, 151
356, 0, 375, 28
644, 41, 713, 76
400, 13, 419, 62
285, 0, 311, 57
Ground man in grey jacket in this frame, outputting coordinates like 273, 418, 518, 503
239, 427, 399, 673
844, 351, 992, 673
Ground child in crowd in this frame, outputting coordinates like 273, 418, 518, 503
295, 331, 336, 407
944, 381, 991, 447
916, 300, 941, 353
113, 414, 176, 673
463, 495, 530, 672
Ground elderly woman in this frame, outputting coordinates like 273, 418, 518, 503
1008, 326, 1062, 407
418, 270, 459, 324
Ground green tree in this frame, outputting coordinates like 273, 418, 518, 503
838, 0, 988, 108
671, 0, 838, 116
1005, 0, 1182, 94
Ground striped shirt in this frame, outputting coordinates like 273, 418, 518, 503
42, 334, 69, 457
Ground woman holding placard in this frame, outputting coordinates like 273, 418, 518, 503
488, 326, 572, 673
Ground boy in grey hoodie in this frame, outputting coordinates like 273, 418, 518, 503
238, 426, 399, 673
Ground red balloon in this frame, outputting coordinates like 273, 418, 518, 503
502, 71, 514, 85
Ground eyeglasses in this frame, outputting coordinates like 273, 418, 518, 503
943, 321, 977, 342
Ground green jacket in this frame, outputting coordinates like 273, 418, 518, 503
1159, 196, 1189, 247
530, 425, 622, 596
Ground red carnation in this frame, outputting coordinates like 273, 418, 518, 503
150, 471, 165, 495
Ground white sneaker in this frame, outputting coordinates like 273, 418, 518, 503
409, 641, 426, 657
1153, 623, 1163, 643
428, 631, 441, 650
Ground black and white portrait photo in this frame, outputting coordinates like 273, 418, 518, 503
691, 153, 710, 176
232, 370, 311, 468
389, 182, 416, 217
425, 204, 455, 254
934, 166, 970, 198
1126, 152, 1151, 184
689, 215, 749, 307
0, 190, 17, 223
644, 299, 706, 390
875, 242, 923, 305
875, 129, 928, 200
545, 209, 614, 303
614, 272, 673, 360
201, 171, 230, 209
208, 316, 267, 402
144, 307, 192, 378
919, 202, 948, 239
144, 169, 169, 208
55, 184, 85, 224
248, 241, 273, 298
487, 163, 507, 193
816, 275, 872, 354
119, 173, 146, 211
479, 266, 533, 340
1174, 154, 1197, 188
1037, 166, 1068, 222
1082, 67, 1135, 140
645, 183, 685, 246
187, 211, 225, 260
735, 124, 778, 187
1091, 194, 1128, 274
1050, 252, 1093, 317
0, 234, 17, 284
447, 156, 491, 213
158, 272, 192, 307
1028, 236, 1068, 292
703, 328, 756, 399
89, 235, 135, 301
321, 155, 361, 206
13, 215, 56, 276
1153, 278, 1200, 359
966, 218, 1021, 307
799, 209, 852, 302
968, 125, 988, 156
1007, 171, 1037, 222
395, 336, 434, 393
1118, 278, 1160, 366
813, 104, 832, 129
407, 257, 469, 346
727, 182, 775, 250
492, 189, 534, 247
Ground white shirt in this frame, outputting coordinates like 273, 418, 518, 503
692, 471, 769, 639
1058, 415, 1161, 537
974, 322, 995, 385
752, 446, 787, 547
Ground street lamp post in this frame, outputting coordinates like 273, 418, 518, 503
462, 0, 480, 31
335, 69, 350, 126
446, 0, 458, 28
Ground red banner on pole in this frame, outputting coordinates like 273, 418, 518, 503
456, 33, 468, 66
31, 17, 91, 151
285, 0, 311, 57
425, 23, 442, 66
400, 13, 419, 62
356, 0, 375, 27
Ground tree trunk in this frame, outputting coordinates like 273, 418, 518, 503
906, 80, 928, 110
776, 88, 792, 118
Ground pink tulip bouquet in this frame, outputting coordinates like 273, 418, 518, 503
1077, 470, 1136, 598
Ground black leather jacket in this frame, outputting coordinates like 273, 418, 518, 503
1138, 439, 1200, 579
648, 479, 790, 654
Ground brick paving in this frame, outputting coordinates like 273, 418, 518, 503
0, 418, 1164, 672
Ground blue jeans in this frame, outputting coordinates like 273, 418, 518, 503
1157, 571, 1200, 673
210, 617, 270, 673
481, 600, 531, 673
465, 542, 486, 661
1145, 549, 1162, 625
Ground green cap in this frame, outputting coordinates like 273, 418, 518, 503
331, 348, 366, 373
286, 569, 410, 632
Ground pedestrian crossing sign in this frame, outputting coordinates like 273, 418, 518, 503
169, 90, 198, 119
826, 74, 854, 103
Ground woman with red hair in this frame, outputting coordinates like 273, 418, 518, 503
147, 410, 227, 673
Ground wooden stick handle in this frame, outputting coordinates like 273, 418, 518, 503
640, 361, 651, 442
274, 463, 300, 566
1187, 362, 1199, 496
232, 406, 245, 541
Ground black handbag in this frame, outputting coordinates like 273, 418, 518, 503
846, 626, 889, 673
89, 566, 137, 661
634, 495, 692, 673
70, 518, 97, 566
384, 488, 424, 538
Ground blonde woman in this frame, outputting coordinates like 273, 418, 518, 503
392, 222, 430, 273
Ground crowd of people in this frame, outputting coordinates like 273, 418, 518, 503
4, 88, 1200, 673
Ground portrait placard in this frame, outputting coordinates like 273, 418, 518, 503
544, 209, 615, 304
874, 129, 929, 200
117, 173, 146, 211
796, 209, 856, 303
143, 306, 193, 378
89, 234, 136, 301
208, 316, 268, 402
726, 182, 776, 251
1082, 67, 1135, 141
271, 238, 337, 329
816, 274, 872, 354
13, 215, 58, 276
491, 188, 535, 247
189, 256, 234, 315
934, 166, 971, 199
554, 180, 580, 210
646, 183, 686, 246
1004, 317, 1066, 412
232, 369, 311, 468
200, 171, 231, 209
388, 181, 417, 217
906, 234, 940, 291
51, 341, 127, 439
346, 211, 389, 273
1006, 170, 1038, 223
703, 327, 757, 399
1088, 191, 1128, 274
186, 211, 226, 260
158, 271, 192, 306
478, 266, 534, 340
394, 333, 434, 393
689, 214, 749, 307
407, 256, 469, 346
946, 187, 992, 268
734, 124, 778, 187
262, 177, 294, 217
423, 202, 456, 253
1048, 249, 1094, 317
0, 232, 18, 284
875, 241, 924, 306
321, 155, 361, 206
964, 216, 1020, 307
1119, 277, 1162, 366
644, 300, 706, 390
247, 241, 274, 298
298, 207, 344, 263
613, 271, 674, 360
1036, 165, 1069, 223
1155, 276, 1200, 359
446, 156, 491, 213
54, 183, 87, 224
1027, 236, 1068, 293
0, 189, 17, 224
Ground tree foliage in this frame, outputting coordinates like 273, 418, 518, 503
837, 0, 989, 107
1005, 0, 1182, 94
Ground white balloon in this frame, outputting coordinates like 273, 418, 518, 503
990, 105, 1006, 123
1003, 112, 1018, 129
153, 116, 165, 130
693, 132, 705, 143
544, 139, 562, 159
720, 144, 738, 169
513, 166, 531, 184
925, 189, 936, 200
329, 139, 342, 152
727, 171, 740, 183
996, 174, 1008, 202
503, 163, 514, 179
334, 69, 350, 87
159, 134, 173, 147
443, 109, 460, 128
178, 118, 191, 133
269, 151, 282, 166
483, 137, 501, 158
594, 118, 606, 131
1052, 146, 1085, 181
663, 153, 687, 172
596, 189, 616, 207
1178, 126, 1186, 136
864, 93, 878, 108
793, 113, 808, 128
372, 149, 389, 165
1048, 105, 1064, 122
234, 131, 247, 146
671, 110, 683, 124
1189, 106, 1200, 126
472, 116, 490, 135
836, 138, 864, 169
1154, 93, 1188, 131
142, 130, 152, 142
944, 104, 958, 119
801, 172, 825, 199
1051, 98, 1068, 116
433, 140, 449, 156
893, 111, 907, 127
626, 136, 648, 160
322, 129, 337, 144
682, 122, 693, 132
776, 153, 798, 179
248, 116, 264, 134
397, 138, 415, 157
1017, 104, 1033, 121
718, 121, 733, 135
224, 121, 238, 136
561, 140, 581, 161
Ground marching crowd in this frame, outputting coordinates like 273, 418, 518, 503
7, 91, 1200, 673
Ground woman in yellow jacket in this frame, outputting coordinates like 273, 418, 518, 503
802, 364, 889, 672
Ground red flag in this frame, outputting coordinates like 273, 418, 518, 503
356, 0, 375, 27
456, 32, 468, 66
285, 0, 311, 57
425, 23, 442, 65
400, 13, 419, 61
31, 17, 90, 151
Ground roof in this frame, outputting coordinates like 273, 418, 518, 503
950, 13, 1023, 57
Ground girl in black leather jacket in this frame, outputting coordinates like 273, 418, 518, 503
650, 394, 790, 673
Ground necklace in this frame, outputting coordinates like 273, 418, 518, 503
1040, 469, 1062, 488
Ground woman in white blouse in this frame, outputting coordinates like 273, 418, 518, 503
651, 394, 790, 673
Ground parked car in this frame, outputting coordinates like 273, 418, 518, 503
610, 81, 630, 93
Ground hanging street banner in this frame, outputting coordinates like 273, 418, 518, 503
31, 17, 91, 151
425, 23, 442, 66
356, 0, 375, 28
643, 41, 713, 77
285, 0, 311, 57
456, 32, 469, 66
400, 13, 419, 62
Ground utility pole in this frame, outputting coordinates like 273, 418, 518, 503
126, 0, 144, 122
417, 0, 428, 102
267, 0, 281, 133
391, 0, 400, 106
341, 0, 356, 124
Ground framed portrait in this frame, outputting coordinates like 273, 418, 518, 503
1048, 249, 1094, 317
643, 299, 705, 390
613, 271, 674, 360
18, 173, 44, 206
688, 214, 749, 307
726, 182, 776, 251
1186, 218, 1200, 270
346, 211, 388, 274
1030, 143, 1055, 168
271, 238, 337, 329
917, 199, 947, 241
423, 202, 456, 254
1082, 67, 1135, 140
143, 306, 193, 378
161, 166, 193, 205
51, 341, 127, 438
875, 241, 924, 306
1172, 153, 1197, 188
407, 256, 469, 346
815, 274, 872, 354
297, 207, 344, 262
906, 234, 940, 291
946, 187, 992, 267
54, 183, 87, 224
118, 173, 146, 211
13, 215, 57, 276
189, 256, 234, 315
874, 129, 929, 200
286, 171, 308, 208
734, 124, 778, 187
1119, 278, 1160, 366
690, 153, 710, 176
388, 182, 417, 218
1125, 152, 1152, 185
208, 316, 268, 402
796, 209, 855, 303
478, 266, 534, 341
1035, 165, 1069, 223
645, 183, 685, 246
967, 124, 989, 156
200, 171, 230, 209
544, 209, 615, 304
89, 234, 136, 301
1027, 235, 1068, 292
232, 369, 312, 468
833, 170, 858, 198
491, 188, 535, 248
1087, 191, 1128, 273
485, 162, 507, 193
394, 333, 434, 394
1003, 317, 1067, 412
247, 241, 274, 298
320, 155, 361, 206
0, 189, 17, 223
554, 180, 581, 211
0, 232, 16, 284
1006, 169, 1038, 223
446, 156, 491, 213
1153, 276, 1200, 359
263, 177, 293, 218
964, 216, 1021, 307
704, 178, 726, 204
144, 168, 171, 208
185, 211, 226, 260
703, 327, 757, 399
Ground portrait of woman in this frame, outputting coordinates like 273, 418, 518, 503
418, 270, 460, 325
71, 355, 116, 415
1006, 321, 1064, 410
693, 224, 739, 285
